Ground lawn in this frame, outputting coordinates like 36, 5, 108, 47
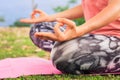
0, 27, 120, 80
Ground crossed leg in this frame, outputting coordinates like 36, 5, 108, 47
51, 34, 120, 74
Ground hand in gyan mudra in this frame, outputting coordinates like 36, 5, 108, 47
20, 9, 49, 23
35, 18, 78, 42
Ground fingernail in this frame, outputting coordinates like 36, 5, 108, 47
34, 34, 37, 37
34, 32, 39, 36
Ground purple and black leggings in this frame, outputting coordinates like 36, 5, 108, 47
30, 22, 120, 74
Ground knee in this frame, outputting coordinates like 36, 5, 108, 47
54, 59, 79, 74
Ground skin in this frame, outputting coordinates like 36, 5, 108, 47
20, 0, 120, 42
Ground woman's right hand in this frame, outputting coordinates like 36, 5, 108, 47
20, 9, 49, 23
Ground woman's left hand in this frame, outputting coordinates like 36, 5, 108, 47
34, 18, 79, 42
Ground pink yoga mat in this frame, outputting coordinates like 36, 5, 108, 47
0, 57, 62, 79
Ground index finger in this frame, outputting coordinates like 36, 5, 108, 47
35, 32, 58, 41
20, 18, 39, 23
56, 18, 76, 29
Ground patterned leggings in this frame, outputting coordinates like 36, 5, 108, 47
51, 34, 120, 74
30, 22, 120, 74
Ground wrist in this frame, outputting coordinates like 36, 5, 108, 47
76, 26, 86, 37
46, 16, 56, 22
44, 15, 50, 22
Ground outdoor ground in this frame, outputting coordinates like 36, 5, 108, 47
0, 27, 120, 80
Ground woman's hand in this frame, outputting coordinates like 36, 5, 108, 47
35, 18, 79, 42
20, 9, 49, 23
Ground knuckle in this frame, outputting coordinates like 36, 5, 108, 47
72, 22, 76, 26
58, 39, 63, 42
58, 37, 66, 42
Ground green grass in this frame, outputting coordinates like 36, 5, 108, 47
0, 27, 47, 59
5, 75, 120, 80
0, 27, 120, 80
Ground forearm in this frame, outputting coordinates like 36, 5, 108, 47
76, 0, 120, 37
47, 4, 84, 21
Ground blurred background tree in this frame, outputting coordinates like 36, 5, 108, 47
10, 20, 30, 27
0, 16, 5, 22
53, 0, 85, 26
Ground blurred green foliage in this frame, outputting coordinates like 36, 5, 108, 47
0, 16, 5, 22
69, 0, 77, 3
10, 20, 30, 27
53, 0, 85, 26
53, 6, 69, 13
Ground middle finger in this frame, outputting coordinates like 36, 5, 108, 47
34, 32, 58, 41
